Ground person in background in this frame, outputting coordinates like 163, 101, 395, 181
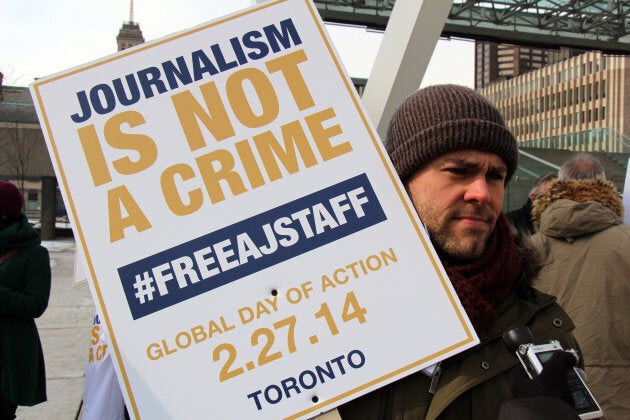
0, 180, 51, 419
80, 311, 128, 420
531, 153, 630, 418
506, 172, 557, 234
557, 152, 606, 180
337, 84, 582, 419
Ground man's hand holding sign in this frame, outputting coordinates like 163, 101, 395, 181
30, 1, 477, 418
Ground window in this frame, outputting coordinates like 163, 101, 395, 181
594, 81, 599, 100
26, 192, 38, 211
575, 86, 580, 104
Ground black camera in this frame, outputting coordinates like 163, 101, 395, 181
504, 326, 603, 419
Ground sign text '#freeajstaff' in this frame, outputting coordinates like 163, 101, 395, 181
118, 174, 386, 319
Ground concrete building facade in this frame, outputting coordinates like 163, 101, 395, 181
476, 42, 573, 89
480, 50, 630, 154
0, 84, 59, 237
0, 5, 146, 238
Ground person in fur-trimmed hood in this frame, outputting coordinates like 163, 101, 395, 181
531, 153, 630, 419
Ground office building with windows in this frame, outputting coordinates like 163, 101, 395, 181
475, 42, 583, 89
480, 50, 630, 154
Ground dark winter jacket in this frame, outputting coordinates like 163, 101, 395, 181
506, 199, 534, 235
337, 231, 580, 420
0, 213, 51, 406
531, 179, 630, 418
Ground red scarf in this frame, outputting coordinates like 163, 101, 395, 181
440, 215, 523, 333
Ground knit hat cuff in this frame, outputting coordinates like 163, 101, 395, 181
389, 119, 517, 183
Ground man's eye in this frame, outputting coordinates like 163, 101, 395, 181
446, 167, 467, 175
488, 172, 506, 181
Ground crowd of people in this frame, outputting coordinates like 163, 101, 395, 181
2, 83, 628, 419
332, 84, 628, 419
337, 85, 599, 420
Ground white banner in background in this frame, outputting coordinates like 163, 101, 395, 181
30, 0, 478, 418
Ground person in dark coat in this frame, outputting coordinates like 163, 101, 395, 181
506, 172, 557, 235
0, 180, 51, 419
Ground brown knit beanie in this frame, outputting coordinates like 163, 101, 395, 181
0, 180, 24, 218
386, 84, 518, 183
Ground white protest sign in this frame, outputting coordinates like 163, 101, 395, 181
31, 0, 478, 418
624, 158, 630, 224
73, 245, 87, 286
82, 312, 127, 420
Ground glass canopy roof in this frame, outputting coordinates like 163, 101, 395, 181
314, 0, 630, 53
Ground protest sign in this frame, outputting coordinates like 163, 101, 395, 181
31, 0, 478, 418
73, 245, 87, 286
82, 312, 127, 420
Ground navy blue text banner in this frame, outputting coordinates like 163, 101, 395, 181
119, 173, 387, 319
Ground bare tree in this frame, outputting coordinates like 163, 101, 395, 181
0, 121, 37, 191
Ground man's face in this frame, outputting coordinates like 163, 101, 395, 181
406, 150, 507, 261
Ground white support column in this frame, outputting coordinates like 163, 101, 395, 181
361, 0, 454, 141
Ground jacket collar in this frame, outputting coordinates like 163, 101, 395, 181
531, 178, 623, 232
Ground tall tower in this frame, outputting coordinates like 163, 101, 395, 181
116, 0, 145, 51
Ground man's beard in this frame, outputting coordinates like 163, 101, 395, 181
429, 208, 496, 262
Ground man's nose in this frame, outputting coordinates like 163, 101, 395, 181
464, 177, 491, 205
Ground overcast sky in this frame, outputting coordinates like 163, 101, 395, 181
1, 0, 474, 88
